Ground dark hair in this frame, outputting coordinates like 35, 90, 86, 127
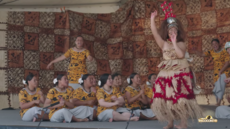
159, 18, 186, 42
148, 73, 157, 80
54, 74, 65, 87
75, 35, 84, 41
211, 38, 220, 44
25, 73, 35, 85
99, 73, 110, 87
80, 74, 91, 85
129, 73, 138, 85
112, 73, 121, 80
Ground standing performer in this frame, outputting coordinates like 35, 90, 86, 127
196, 39, 230, 106
47, 36, 93, 90
150, 2, 203, 129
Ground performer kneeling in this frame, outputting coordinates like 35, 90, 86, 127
19, 73, 49, 122
70, 74, 97, 121
124, 73, 156, 120
44, 74, 88, 123
96, 74, 139, 122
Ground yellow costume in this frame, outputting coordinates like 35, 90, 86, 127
68, 86, 74, 92
72, 87, 96, 108
64, 49, 90, 83
46, 88, 73, 119
145, 85, 153, 99
124, 86, 147, 109
205, 49, 230, 83
96, 88, 121, 116
19, 88, 41, 118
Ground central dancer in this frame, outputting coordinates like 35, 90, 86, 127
150, 2, 203, 129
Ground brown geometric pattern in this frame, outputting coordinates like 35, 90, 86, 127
39, 70, 54, 88
134, 58, 148, 76
215, 0, 230, 9
146, 40, 161, 58
200, 11, 216, 29
54, 53, 69, 71
24, 51, 40, 70
39, 34, 55, 52
184, 0, 201, 14
109, 59, 123, 74
5, 0, 230, 101
24, 26, 40, 33
7, 68, 24, 89
6, 31, 24, 49
69, 12, 83, 31
204, 70, 214, 89
95, 21, 110, 39
7, 12, 24, 25
39, 12, 55, 28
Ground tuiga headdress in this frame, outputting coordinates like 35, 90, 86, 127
161, 1, 177, 30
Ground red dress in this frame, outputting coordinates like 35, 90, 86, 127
151, 47, 203, 122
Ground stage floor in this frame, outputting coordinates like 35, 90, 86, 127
0, 107, 229, 129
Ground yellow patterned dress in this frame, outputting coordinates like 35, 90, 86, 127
124, 86, 143, 109
204, 49, 230, 83
151, 48, 203, 122
72, 87, 96, 108
64, 49, 90, 84
145, 85, 153, 100
96, 88, 121, 116
46, 87, 73, 119
19, 88, 41, 118
124, 86, 155, 118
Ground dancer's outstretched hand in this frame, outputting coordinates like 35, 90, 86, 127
151, 10, 157, 20
47, 62, 52, 69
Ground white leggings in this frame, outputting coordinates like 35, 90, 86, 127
50, 108, 73, 123
22, 107, 42, 121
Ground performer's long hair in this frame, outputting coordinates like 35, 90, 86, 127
158, 18, 186, 42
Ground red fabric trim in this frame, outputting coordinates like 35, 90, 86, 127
152, 71, 195, 104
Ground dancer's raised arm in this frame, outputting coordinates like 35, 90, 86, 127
151, 11, 165, 49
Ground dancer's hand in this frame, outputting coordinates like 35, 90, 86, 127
218, 71, 222, 77
34, 100, 41, 105
59, 97, 65, 106
114, 100, 120, 106
224, 78, 230, 83
87, 100, 96, 106
47, 62, 53, 69
111, 95, 118, 101
171, 32, 177, 44
151, 10, 157, 20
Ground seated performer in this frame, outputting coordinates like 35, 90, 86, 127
215, 94, 230, 119
96, 74, 139, 122
70, 74, 97, 121
112, 73, 123, 93
44, 74, 88, 123
145, 73, 157, 104
124, 73, 156, 120
19, 73, 49, 122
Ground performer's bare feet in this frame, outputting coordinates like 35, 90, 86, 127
82, 118, 89, 122
163, 125, 174, 129
174, 124, 187, 129
130, 116, 139, 121
33, 117, 36, 122
109, 118, 113, 122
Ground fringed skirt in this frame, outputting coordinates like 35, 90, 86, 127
151, 59, 203, 122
